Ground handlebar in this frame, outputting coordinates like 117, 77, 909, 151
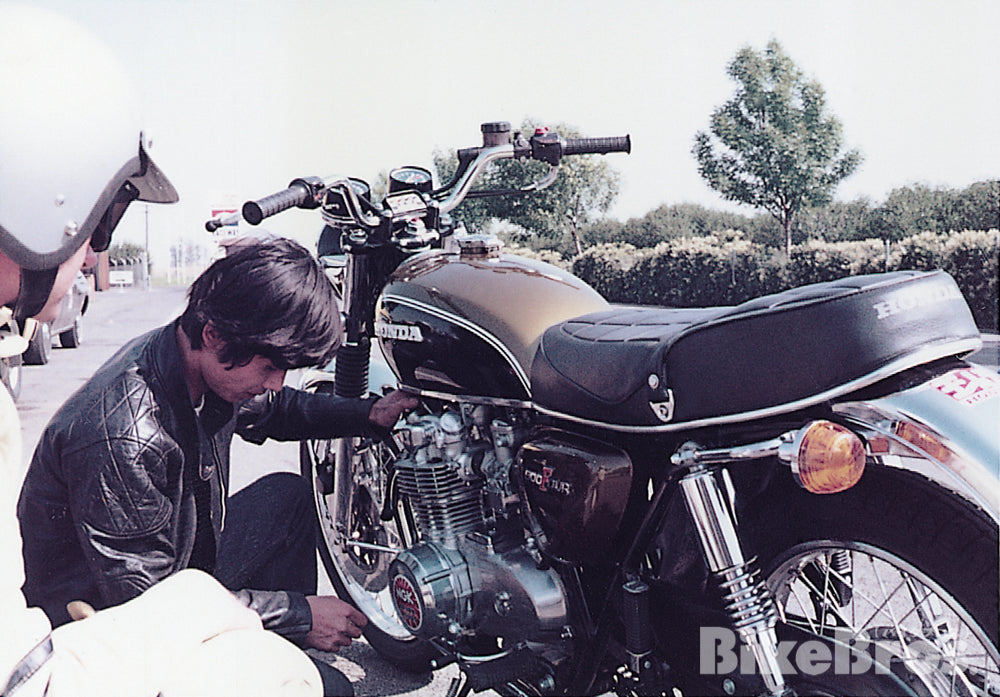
563, 135, 632, 157
220, 123, 630, 231
242, 176, 328, 225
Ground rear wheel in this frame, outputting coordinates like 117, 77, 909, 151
300, 382, 439, 672
753, 468, 998, 696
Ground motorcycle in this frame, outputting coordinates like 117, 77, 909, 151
208, 122, 999, 696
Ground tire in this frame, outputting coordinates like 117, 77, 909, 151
747, 466, 998, 696
23, 321, 52, 365
59, 316, 81, 348
300, 382, 439, 673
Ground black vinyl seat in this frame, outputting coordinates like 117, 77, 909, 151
530, 271, 980, 429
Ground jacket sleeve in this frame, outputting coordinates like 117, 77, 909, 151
236, 387, 381, 445
231, 588, 313, 642
65, 433, 181, 608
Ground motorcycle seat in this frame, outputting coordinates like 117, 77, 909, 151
530, 270, 980, 429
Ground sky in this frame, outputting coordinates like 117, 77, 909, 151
16, 0, 1000, 270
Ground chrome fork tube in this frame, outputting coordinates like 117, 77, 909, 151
679, 467, 789, 696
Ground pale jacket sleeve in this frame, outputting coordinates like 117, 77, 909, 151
0, 384, 53, 684
46, 569, 321, 697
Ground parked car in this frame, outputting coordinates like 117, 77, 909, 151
22, 271, 90, 365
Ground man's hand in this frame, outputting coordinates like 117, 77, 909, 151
304, 596, 368, 652
367, 389, 419, 429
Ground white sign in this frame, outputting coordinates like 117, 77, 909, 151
109, 269, 134, 286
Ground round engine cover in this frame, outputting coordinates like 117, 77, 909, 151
389, 542, 472, 638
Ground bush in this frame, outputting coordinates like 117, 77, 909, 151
568, 231, 998, 331
571, 243, 643, 301
503, 242, 571, 271
940, 231, 998, 331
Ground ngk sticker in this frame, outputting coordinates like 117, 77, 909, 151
928, 367, 1000, 406
392, 574, 422, 631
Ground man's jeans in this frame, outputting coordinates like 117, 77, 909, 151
216, 471, 353, 697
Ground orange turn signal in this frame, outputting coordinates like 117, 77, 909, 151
783, 421, 866, 494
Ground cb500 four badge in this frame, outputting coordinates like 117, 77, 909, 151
376, 321, 424, 342
523, 465, 574, 496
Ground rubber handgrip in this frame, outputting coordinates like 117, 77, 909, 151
242, 184, 309, 225
563, 135, 631, 156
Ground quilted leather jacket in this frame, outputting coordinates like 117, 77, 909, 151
17, 320, 376, 639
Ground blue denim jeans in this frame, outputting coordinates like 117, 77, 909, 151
216, 471, 353, 697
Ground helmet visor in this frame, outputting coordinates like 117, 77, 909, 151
131, 139, 179, 204
88, 138, 178, 253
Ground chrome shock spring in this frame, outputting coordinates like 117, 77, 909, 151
715, 559, 779, 634
828, 548, 854, 605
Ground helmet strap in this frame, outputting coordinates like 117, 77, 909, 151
12, 267, 58, 325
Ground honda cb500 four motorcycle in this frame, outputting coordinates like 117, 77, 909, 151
209, 123, 998, 696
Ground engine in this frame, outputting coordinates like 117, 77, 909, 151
387, 406, 571, 648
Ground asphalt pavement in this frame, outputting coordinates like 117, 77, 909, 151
14, 283, 458, 697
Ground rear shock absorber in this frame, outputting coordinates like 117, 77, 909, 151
679, 467, 789, 697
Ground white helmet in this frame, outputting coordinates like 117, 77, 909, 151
0, 3, 178, 318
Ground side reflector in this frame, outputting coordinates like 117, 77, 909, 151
784, 421, 866, 494
893, 421, 954, 465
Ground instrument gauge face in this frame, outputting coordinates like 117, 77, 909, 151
389, 166, 433, 193
322, 177, 371, 222
348, 177, 371, 198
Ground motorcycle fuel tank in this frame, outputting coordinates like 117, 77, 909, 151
375, 245, 607, 401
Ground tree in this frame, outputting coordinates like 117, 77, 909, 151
107, 241, 145, 262
693, 40, 862, 255
947, 180, 999, 232
433, 120, 622, 255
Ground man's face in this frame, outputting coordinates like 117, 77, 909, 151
201, 351, 287, 403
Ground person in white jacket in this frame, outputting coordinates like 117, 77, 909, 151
1, 4, 321, 695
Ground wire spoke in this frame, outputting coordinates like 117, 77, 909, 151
770, 543, 999, 697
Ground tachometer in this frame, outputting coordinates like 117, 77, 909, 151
389, 166, 433, 194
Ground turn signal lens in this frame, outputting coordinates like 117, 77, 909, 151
786, 421, 866, 494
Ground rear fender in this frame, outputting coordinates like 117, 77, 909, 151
834, 362, 1000, 525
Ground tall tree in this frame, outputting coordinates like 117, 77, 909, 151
434, 120, 621, 255
693, 40, 862, 254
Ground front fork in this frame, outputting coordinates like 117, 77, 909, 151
678, 466, 790, 696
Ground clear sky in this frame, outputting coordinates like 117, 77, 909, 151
18, 0, 1000, 268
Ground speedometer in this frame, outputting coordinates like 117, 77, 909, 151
389, 166, 433, 194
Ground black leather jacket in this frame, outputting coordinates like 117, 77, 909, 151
17, 321, 376, 639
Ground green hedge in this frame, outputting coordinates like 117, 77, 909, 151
570, 230, 999, 331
